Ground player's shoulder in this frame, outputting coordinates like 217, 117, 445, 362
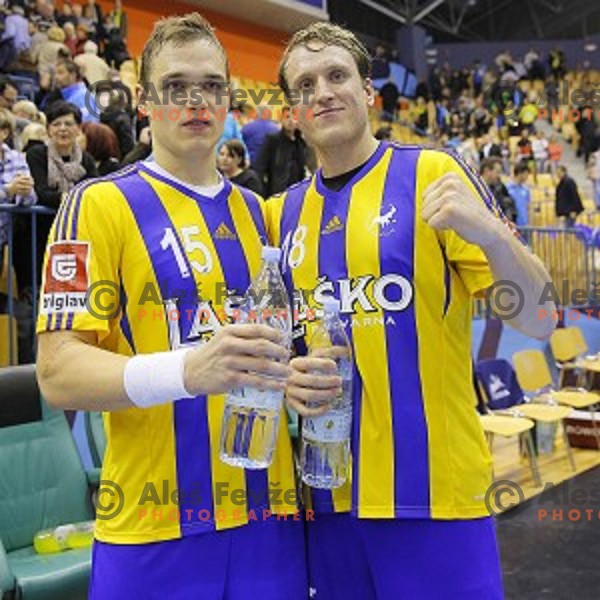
68, 163, 142, 208
230, 181, 265, 205
265, 176, 313, 206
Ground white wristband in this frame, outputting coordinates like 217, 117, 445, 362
124, 348, 194, 408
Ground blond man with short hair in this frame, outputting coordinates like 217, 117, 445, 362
36, 13, 305, 598
267, 22, 555, 599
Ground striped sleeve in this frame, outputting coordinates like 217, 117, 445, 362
36, 180, 124, 338
418, 149, 495, 295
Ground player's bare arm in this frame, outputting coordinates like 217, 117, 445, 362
422, 171, 555, 340
37, 324, 290, 411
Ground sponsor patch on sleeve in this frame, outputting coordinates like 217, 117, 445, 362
40, 241, 90, 315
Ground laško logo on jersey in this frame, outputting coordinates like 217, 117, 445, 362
291, 273, 414, 338
40, 241, 90, 315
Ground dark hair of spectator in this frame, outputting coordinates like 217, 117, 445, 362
480, 157, 501, 174
82, 122, 121, 161
57, 59, 82, 80
45, 101, 83, 126
375, 126, 392, 141
514, 163, 530, 176
223, 139, 246, 169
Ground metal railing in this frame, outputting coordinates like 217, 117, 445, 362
1, 205, 56, 365
475, 225, 599, 319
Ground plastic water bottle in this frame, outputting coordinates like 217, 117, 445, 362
301, 298, 353, 489
33, 521, 95, 554
220, 246, 292, 469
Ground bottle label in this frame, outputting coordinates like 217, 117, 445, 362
227, 386, 283, 411
303, 411, 351, 443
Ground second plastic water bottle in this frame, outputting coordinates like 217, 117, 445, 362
301, 298, 353, 489
219, 246, 291, 469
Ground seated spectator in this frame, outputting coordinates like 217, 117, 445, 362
371, 44, 390, 80
498, 128, 511, 174
56, 2, 78, 29
24, 101, 98, 285
97, 80, 134, 157
75, 24, 90, 55
0, 6, 30, 71
74, 40, 110, 86
478, 133, 501, 161
480, 157, 517, 222
469, 95, 492, 137
531, 130, 549, 174
12, 100, 46, 150
63, 22, 78, 56
507, 163, 531, 226
0, 108, 36, 256
456, 135, 480, 170
12, 100, 45, 125
516, 129, 533, 165
448, 112, 464, 139
20, 122, 48, 153
374, 125, 392, 141
52, 59, 99, 122
122, 125, 151, 165
548, 135, 562, 177
0, 77, 17, 112
81, 121, 121, 175
241, 105, 279, 167
379, 78, 400, 122
412, 97, 429, 136
218, 139, 263, 196
34, 26, 69, 78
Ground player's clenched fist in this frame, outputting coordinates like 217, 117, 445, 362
421, 172, 503, 249
183, 324, 291, 397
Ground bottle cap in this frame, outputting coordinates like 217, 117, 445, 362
322, 297, 341, 314
261, 246, 281, 262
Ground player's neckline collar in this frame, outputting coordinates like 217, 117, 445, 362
315, 141, 388, 197
138, 161, 231, 204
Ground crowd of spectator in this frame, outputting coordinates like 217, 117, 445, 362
372, 46, 598, 229
0, 3, 596, 363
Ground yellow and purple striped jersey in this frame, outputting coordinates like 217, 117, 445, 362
36, 162, 297, 544
267, 142, 499, 520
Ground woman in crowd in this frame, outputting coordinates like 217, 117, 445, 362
217, 139, 263, 195
12, 100, 45, 151
25, 101, 98, 285
81, 121, 121, 175
20, 123, 48, 154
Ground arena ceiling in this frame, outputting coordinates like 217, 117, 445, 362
349, 0, 600, 41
